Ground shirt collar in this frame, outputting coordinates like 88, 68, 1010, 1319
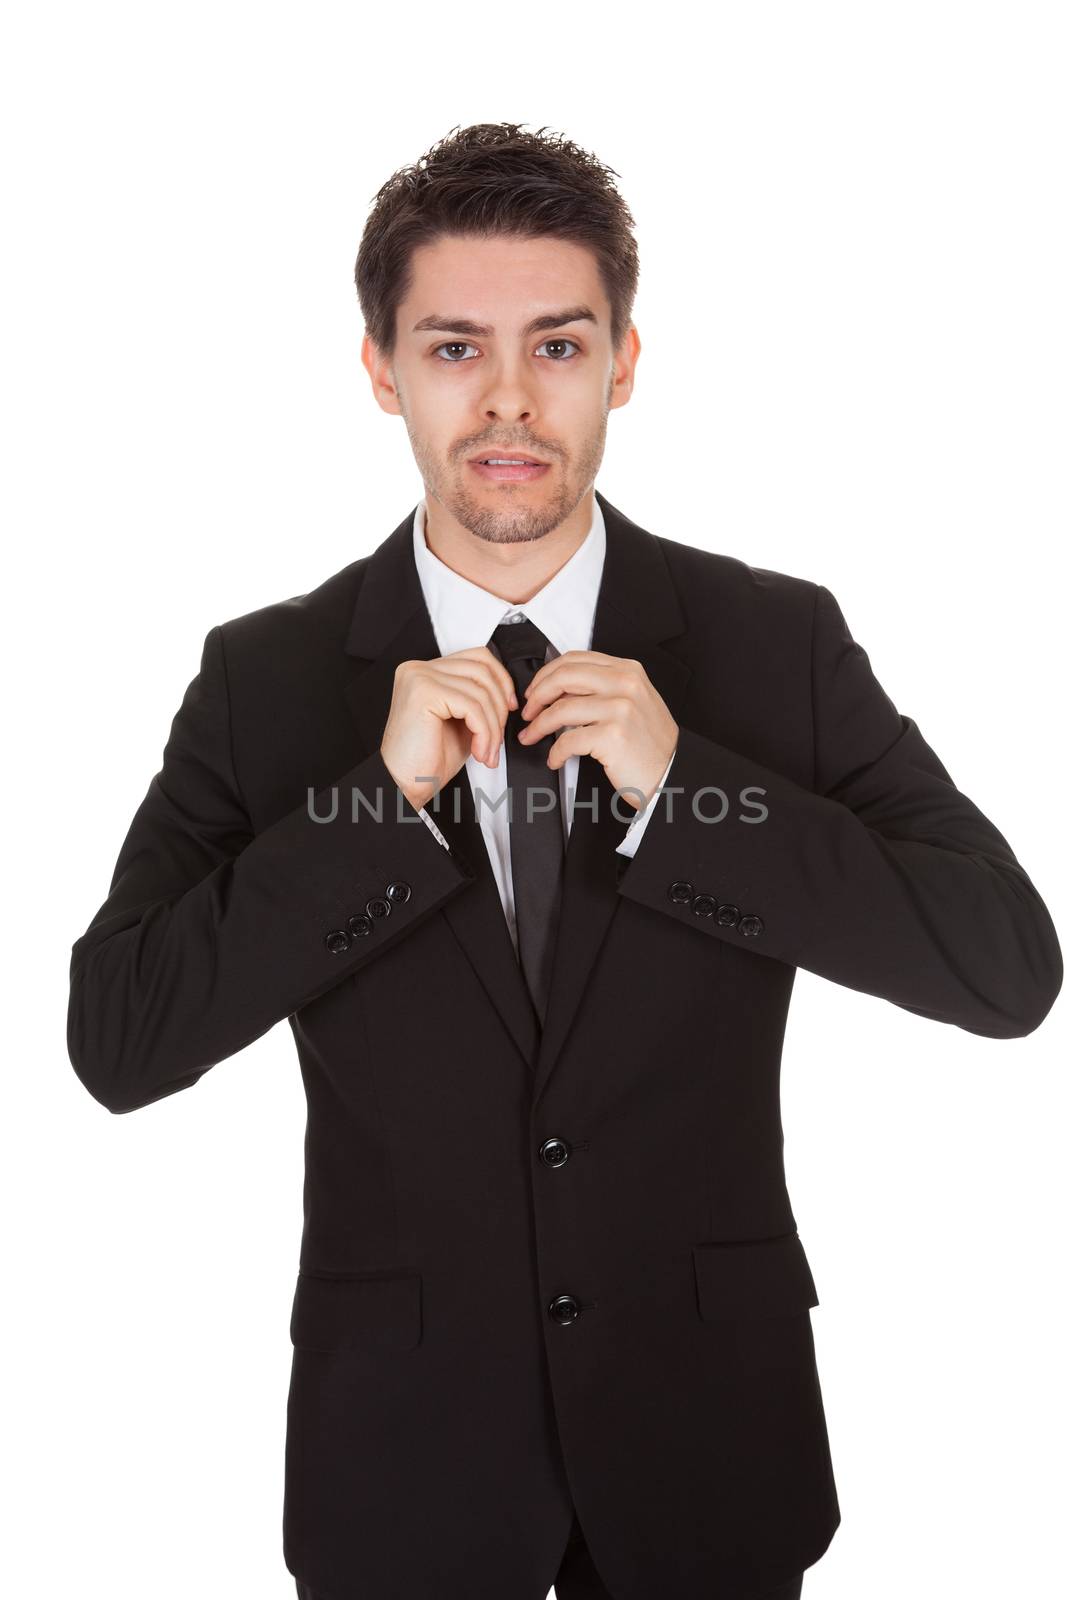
411, 494, 606, 660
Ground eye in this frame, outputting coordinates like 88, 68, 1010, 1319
433, 342, 479, 362
535, 338, 580, 360
431, 337, 582, 363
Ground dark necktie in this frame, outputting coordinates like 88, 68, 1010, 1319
488, 617, 566, 1026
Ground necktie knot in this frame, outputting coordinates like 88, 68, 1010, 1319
489, 614, 556, 684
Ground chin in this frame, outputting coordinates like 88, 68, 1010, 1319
446, 486, 569, 547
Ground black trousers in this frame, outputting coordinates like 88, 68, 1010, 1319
294, 1511, 805, 1599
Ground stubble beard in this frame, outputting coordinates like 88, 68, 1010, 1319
404, 399, 610, 547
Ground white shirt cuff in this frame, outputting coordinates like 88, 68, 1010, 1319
419, 806, 451, 850
615, 746, 677, 859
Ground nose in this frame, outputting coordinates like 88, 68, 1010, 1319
478, 363, 539, 428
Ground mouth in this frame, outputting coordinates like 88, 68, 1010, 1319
468, 454, 551, 483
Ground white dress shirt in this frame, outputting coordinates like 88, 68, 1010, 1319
409, 495, 676, 953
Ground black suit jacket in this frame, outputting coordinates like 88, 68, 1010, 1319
67, 490, 1062, 1599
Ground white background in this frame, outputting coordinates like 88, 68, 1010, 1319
3, 3, 1064, 1596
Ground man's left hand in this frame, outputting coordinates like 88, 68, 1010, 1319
518, 651, 679, 811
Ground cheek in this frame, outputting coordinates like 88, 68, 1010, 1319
405, 379, 469, 440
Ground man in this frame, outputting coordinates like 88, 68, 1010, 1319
67, 122, 1062, 1600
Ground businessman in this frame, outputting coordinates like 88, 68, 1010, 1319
67, 122, 1063, 1600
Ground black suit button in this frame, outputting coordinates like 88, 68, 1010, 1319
548, 1294, 581, 1325
668, 880, 694, 904
691, 893, 717, 917
366, 896, 392, 919
715, 903, 740, 928
325, 929, 350, 955
539, 1137, 571, 1168
739, 913, 764, 938
347, 914, 373, 938
386, 881, 412, 904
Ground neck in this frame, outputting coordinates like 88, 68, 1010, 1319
422, 488, 595, 604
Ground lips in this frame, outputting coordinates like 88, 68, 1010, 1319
471, 454, 547, 465
468, 457, 552, 483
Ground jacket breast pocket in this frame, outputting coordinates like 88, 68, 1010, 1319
691, 1229, 819, 1320
289, 1268, 423, 1353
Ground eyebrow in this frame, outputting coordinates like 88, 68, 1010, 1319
412, 305, 599, 339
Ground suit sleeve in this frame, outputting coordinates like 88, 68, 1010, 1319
615, 583, 1062, 1039
67, 625, 477, 1114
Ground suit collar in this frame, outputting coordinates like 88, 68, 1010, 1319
342, 489, 692, 1104
344, 488, 684, 658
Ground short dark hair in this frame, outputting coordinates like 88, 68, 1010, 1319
354, 122, 640, 361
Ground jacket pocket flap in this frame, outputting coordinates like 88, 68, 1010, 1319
692, 1231, 819, 1320
290, 1269, 422, 1352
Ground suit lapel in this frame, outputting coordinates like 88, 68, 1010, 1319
529, 495, 691, 1105
342, 511, 543, 1068
341, 491, 692, 1090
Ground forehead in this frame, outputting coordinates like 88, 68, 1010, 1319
401, 233, 606, 327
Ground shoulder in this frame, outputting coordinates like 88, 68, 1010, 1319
651, 528, 820, 631
212, 553, 371, 666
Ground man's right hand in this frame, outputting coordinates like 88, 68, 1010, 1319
380, 647, 518, 811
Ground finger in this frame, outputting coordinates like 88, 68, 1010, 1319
463, 692, 499, 767
472, 645, 521, 714
439, 652, 514, 735
543, 724, 596, 770
521, 687, 620, 738
436, 680, 499, 767
519, 693, 621, 746
470, 681, 510, 767
430, 656, 511, 749
446, 646, 519, 716
524, 650, 619, 699
523, 660, 625, 716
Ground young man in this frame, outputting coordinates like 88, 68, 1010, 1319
68, 122, 1062, 1600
